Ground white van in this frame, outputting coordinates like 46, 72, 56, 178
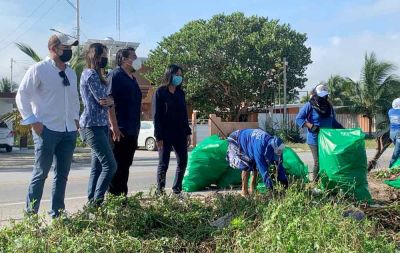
0, 121, 14, 152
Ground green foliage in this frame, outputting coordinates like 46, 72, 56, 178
0, 109, 30, 136
0, 187, 396, 252
15, 43, 42, 62
0, 78, 17, 92
145, 12, 312, 121
266, 121, 305, 143
327, 75, 353, 106
338, 53, 400, 135
375, 167, 400, 179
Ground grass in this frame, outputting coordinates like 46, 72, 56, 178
0, 185, 397, 253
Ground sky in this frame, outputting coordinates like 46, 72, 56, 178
0, 0, 399, 91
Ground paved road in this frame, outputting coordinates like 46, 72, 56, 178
0, 147, 393, 224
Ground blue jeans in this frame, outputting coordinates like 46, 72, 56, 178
80, 126, 116, 203
27, 126, 77, 218
390, 129, 400, 167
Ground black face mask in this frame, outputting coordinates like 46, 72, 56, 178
59, 49, 72, 62
100, 57, 108, 68
310, 95, 332, 118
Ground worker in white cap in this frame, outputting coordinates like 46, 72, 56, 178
388, 98, 400, 167
295, 83, 344, 182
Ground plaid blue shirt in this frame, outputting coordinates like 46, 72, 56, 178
79, 69, 111, 127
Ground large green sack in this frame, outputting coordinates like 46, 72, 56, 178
318, 128, 372, 202
183, 135, 230, 192
389, 158, 400, 169
384, 178, 400, 189
282, 147, 309, 182
217, 168, 242, 188
382, 159, 400, 188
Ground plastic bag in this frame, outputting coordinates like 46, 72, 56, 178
282, 147, 309, 182
182, 135, 230, 192
318, 128, 372, 202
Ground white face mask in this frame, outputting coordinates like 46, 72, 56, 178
131, 58, 142, 71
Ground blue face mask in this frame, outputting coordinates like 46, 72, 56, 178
172, 75, 183, 86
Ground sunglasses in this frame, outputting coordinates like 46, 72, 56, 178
59, 71, 70, 86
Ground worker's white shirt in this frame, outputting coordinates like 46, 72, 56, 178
16, 56, 80, 132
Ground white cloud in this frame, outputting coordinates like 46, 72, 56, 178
330, 36, 342, 46
305, 31, 400, 90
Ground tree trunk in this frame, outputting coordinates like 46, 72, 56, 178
19, 135, 28, 148
368, 116, 373, 137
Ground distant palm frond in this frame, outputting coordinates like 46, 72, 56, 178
15, 42, 42, 62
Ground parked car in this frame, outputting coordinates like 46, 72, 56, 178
0, 121, 14, 152
138, 121, 157, 151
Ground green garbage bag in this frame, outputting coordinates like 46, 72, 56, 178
282, 147, 309, 182
217, 168, 242, 188
390, 158, 400, 169
318, 128, 372, 202
183, 135, 230, 192
384, 177, 400, 189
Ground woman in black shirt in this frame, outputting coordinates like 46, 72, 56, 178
152, 64, 191, 195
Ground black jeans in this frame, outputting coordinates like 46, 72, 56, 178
109, 134, 138, 196
309, 144, 319, 182
157, 136, 188, 194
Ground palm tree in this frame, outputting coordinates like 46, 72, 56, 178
327, 75, 352, 106
15, 43, 42, 62
345, 52, 400, 136
0, 77, 17, 92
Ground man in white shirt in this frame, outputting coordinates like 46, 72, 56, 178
16, 33, 80, 218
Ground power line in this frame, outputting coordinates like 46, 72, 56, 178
0, 0, 48, 45
0, 0, 61, 52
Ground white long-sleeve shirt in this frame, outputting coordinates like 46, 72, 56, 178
16, 57, 80, 132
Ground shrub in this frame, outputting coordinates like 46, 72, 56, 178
0, 188, 397, 252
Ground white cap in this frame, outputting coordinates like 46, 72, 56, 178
392, 98, 400, 109
49, 33, 78, 47
57, 33, 78, 46
315, 84, 329, 97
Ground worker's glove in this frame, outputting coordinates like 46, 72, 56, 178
310, 124, 320, 133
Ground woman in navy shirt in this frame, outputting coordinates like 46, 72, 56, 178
296, 84, 343, 182
152, 64, 192, 195
79, 43, 117, 205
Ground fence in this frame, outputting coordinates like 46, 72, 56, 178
258, 113, 375, 134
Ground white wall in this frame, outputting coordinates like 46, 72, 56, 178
258, 113, 307, 140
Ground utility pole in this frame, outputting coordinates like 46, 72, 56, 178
283, 57, 288, 129
77, 0, 80, 53
116, 0, 121, 40
65, 0, 80, 54
10, 58, 15, 91
10, 58, 13, 84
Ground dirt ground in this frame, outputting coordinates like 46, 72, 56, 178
369, 175, 399, 203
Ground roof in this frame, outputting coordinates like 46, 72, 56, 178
0, 92, 16, 103
85, 38, 140, 57
0, 92, 16, 98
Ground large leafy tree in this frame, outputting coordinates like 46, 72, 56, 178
144, 12, 312, 121
345, 52, 400, 136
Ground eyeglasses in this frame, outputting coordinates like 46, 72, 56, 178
59, 71, 70, 86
